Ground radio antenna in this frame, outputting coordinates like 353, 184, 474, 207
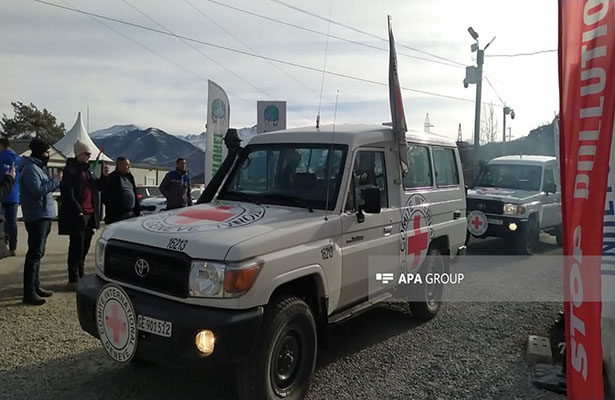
324, 90, 339, 221
316, 0, 333, 128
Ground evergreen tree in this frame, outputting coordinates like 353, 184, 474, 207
1, 101, 65, 143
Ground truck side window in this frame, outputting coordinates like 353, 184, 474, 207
345, 151, 388, 212
404, 145, 432, 189
433, 147, 459, 187
543, 167, 555, 192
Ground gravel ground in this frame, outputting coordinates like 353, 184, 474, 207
1, 225, 565, 399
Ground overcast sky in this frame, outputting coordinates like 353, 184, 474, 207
0, 0, 558, 140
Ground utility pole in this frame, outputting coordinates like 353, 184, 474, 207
463, 27, 495, 169
457, 123, 463, 142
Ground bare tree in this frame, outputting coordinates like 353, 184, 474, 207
480, 102, 499, 144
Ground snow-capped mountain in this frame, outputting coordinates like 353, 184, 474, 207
176, 125, 258, 150
90, 124, 141, 138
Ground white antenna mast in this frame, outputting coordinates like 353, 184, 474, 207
316, 0, 333, 128
324, 90, 339, 221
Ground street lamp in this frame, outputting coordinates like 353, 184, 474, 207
503, 106, 515, 142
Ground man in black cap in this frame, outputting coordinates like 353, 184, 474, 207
18, 138, 62, 305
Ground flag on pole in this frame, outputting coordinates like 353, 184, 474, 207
387, 15, 408, 173
92, 145, 104, 171
559, 0, 615, 397
205, 80, 230, 185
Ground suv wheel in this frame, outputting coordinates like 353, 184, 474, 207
515, 218, 539, 255
237, 296, 317, 400
409, 247, 446, 320
554, 225, 564, 247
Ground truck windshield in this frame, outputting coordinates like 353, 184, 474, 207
218, 144, 347, 211
478, 164, 542, 191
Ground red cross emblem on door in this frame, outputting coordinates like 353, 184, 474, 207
407, 215, 429, 271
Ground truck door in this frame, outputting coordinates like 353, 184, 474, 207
541, 165, 560, 228
339, 149, 399, 308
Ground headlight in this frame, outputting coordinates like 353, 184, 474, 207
503, 204, 527, 215
95, 238, 107, 273
189, 259, 262, 298
189, 261, 225, 297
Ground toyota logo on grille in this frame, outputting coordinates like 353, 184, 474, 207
135, 259, 150, 277
477, 203, 486, 210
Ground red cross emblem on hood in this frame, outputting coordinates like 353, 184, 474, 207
175, 206, 236, 224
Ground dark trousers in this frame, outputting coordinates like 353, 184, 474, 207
67, 214, 95, 282
3, 202, 18, 251
23, 218, 52, 297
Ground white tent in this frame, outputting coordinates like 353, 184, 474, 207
53, 112, 112, 161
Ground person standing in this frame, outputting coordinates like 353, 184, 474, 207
102, 157, 140, 224
19, 138, 62, 306
159, 158, 192, 210
58, 140, 109, 289
0, 164, 16, 259
0, 138, 21, 256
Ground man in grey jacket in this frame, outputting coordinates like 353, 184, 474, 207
159, 158, 192, 210
19, 138, 62, 305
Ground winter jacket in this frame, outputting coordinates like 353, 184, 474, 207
0, 174, 15, 259
159, 170, 192, 210
18, 157, 59, 222
0, 149, 20, 204
58, 158, 105, 235
102, 170, 140, 224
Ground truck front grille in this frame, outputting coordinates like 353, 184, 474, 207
104, 240, 190, 298
467, 198, 504, 215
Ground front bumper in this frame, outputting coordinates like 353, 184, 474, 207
468, 215, 529, 238
77, 274, 263, 367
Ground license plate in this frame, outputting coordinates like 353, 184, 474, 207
137, 315, 172, 338
488, 218, 503, 226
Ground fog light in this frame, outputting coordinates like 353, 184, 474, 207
195, 330, 215, 355
509, 222, 518, 231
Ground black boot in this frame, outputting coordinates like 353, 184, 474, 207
23, 293, 46, 306
36, 288, 54, 298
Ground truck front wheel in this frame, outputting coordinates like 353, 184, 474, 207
515, 218, 539, 255
409, 247, 445, 320
237, 296, 317, 400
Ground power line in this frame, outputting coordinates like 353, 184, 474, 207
120, 0, 312, 122
205, 0, 463, 69
267, 0, 466, 67
34, 0, 486, 106
484, 77, 505, 107
486, 49, 556, 58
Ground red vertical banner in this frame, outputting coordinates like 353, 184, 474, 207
559, 0, 614, 398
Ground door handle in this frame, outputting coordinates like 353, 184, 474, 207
346, 235, 364, 243
383, 225, 393, 236
453, 210, 462, 219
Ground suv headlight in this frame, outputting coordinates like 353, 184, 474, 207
189, 259, 261, 298
95, 238, 107, 273
503, 203, 526, 215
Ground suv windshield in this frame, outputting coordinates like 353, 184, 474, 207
478, 164, 542, 191
219, 144, 347, 210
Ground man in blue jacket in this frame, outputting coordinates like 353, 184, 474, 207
159, 158, 192, 210
19, 138, 62, 306
0, 138, 21, 256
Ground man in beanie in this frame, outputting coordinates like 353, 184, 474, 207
59, 140, 109, 290
18, 138, 62, 306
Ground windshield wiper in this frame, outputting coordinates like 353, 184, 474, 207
261, 193, 314, 212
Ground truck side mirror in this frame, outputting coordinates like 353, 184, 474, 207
544, 182, 556, 194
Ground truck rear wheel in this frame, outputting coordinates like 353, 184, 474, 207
409, 247, 445, 320
236, 296, 317, 400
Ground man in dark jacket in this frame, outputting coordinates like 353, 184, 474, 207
59, 140, 109, 288
102, 157, 140, 224
159, 158, 192, 210
19, 138, 62, 306
0, 138, 21, 256
0, 164, 16, 260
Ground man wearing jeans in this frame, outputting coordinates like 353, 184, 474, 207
0, 138, 21, 256
18, 138, 62, 306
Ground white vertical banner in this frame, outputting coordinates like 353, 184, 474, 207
257, 101, 286, 133
205, 80, 230, 185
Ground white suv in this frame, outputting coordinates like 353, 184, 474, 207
77, 125, 467, 400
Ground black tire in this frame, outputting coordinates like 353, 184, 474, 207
236, 296, 317, 400
464, 230, 471, 246
515, 218, 539, 255
554, 225, 564, 247
409, 247, 446, 320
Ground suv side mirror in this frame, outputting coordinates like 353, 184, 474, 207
544, 182, 557, 194
361, 187, 382, 214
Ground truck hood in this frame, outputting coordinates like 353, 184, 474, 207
467, 187, 540, 203
102, 201, 326, 260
